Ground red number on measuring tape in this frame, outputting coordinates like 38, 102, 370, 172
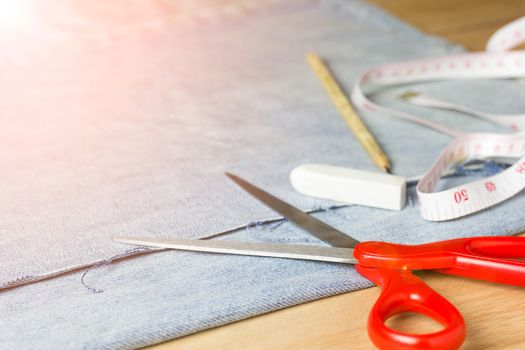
454, 189, 469, 203
485, 181, 496, 192
516, 162, 525, 174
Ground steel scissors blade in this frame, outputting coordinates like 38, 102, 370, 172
224, 172, 359, 248
115, 174, 525, 350
113, 237, 358, 264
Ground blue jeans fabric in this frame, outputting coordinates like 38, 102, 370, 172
1, 0, 524, 349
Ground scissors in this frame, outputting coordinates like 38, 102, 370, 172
115, 173, 525, 350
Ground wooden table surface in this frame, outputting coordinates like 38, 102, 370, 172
148, 1, 525, 349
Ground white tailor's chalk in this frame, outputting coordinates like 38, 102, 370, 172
290, 164, 406, 211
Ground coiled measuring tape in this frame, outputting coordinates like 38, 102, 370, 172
351, 17, 525, 221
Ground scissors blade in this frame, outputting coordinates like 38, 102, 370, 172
114, 237, 358, 264
225, 172, 360, 248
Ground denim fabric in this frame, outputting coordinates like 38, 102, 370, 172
0, 0, 469, 289
1, 0, 524, 349
2, 197, 524, 350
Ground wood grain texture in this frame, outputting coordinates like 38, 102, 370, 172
147, 1, 525, 349
369, 0, 525, 50
155, 271, 525, 350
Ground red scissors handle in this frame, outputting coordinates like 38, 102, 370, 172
354, 236, 525, 350
356, 236, 525, 286
356, 265, 466, 350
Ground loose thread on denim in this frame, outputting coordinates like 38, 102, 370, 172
207, 204, 352, 241
81, 269, 104, 293
245, 221, 264, 235
269, 220, 285, 230
310, 205, 330, 215
81, 247, 150, 294
0, 275, 42, 289
249, 219, 310, 243
315, 204, 355, 221
246, 218, 322, 244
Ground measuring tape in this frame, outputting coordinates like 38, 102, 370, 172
350, 16, 525, 221
400, 91, 525, 133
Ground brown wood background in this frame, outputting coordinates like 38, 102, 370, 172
147, 1, 525, 349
